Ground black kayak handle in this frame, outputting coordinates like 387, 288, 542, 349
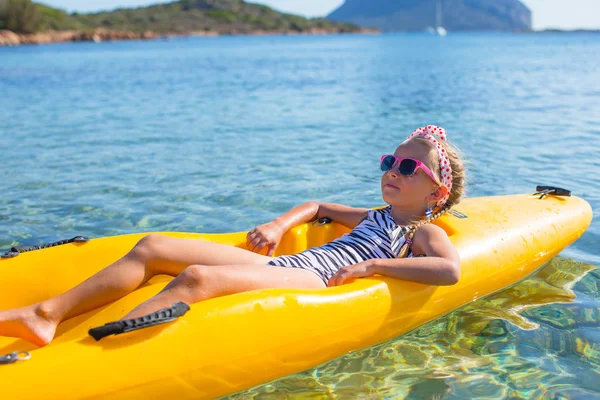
89, 302, 191, 341
535, 185, 571, 199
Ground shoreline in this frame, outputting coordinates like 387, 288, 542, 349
0, 28, 379, 47
3, 27, 595, 47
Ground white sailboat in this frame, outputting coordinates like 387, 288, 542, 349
435, 0, 447, 36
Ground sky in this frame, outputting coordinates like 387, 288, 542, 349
41, 0, 600, 30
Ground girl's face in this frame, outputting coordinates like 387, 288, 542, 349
380, 139, 444, 210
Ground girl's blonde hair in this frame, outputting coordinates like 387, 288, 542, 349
397, 137, 466, 258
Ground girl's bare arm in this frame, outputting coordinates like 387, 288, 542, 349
328, 224, 460, 286
273, 201, 368, 231
248, 202, 368, 255
373, 224, 460, 285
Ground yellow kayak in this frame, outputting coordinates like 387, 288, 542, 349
0, 191, 592, 400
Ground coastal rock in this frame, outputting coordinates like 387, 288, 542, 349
18, 30, 78, 44
0, 29, 158, 46
0, 30, 21, 46
328, 0, 532, 32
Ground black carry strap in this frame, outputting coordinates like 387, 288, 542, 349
88, 302, 190, 341
534, 185, 571, 199
1, 236, 89, 259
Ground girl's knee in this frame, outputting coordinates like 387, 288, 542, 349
179, 265, 212, 288
131, 234, 164, 261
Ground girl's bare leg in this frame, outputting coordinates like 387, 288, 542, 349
0, 235, 271, 346
121, 264, 325, 320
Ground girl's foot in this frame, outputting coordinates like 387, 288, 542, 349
0, 304, 59, 347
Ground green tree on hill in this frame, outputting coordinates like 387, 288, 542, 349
0, 0, 8, 29
0, 0, 41, 33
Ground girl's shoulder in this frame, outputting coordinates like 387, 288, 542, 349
410, 223, 452, 255
415, 223, 448, 237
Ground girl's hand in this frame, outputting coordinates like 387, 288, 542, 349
246, 220, 286, 256
328, 261, 376, 287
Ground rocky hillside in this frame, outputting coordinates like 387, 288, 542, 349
0, 0, 367, 43
327, 0, 532, 32
67, 0, 362, 34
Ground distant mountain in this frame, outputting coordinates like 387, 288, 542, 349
327, 0, 532, 32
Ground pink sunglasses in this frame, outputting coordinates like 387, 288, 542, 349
380, 155, 440, 184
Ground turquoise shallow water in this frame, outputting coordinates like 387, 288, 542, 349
1, 33, 599, 398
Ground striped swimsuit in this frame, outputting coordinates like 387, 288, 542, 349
267, 206, 414, 284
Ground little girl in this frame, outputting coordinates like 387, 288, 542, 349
0, 125, 465, 347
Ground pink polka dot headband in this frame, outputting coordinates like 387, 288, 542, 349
407, 125, 453, 209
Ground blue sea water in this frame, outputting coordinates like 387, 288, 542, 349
1, 33, 599, 398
